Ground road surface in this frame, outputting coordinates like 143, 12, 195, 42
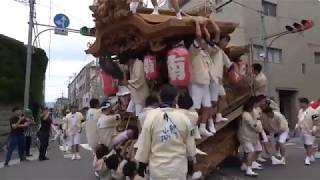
1, 138, 320, 180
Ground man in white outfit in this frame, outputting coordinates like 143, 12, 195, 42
65, 106, 84, 160
189, 39, 215, 137
209, 35, 233, 124
252, 63, 267, 96
209, 42, 233, 124
296, 97, 320, 165
122, 58, 149, 116
86, 98, 101, 151
262, 107, 289, 165
135, 85, 198, 180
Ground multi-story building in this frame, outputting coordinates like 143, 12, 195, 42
182, 0, 320, 127
68, 61, 103, 109
53, 97, 69, 119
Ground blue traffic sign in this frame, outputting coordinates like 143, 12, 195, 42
54, 14, 70, 28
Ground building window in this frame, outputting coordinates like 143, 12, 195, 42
302, 63, 306, 75
215, 0, 223, 13
315, 52, 320, 64
262, 0, 277, 17
254, 45, 282, 63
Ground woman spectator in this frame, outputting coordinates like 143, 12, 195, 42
37, 107, 52, 161
24, 108, 36, 157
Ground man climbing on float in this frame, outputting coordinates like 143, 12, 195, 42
189, 38, 216, 137
209, 35, 234, 124
121, 57, 149, 116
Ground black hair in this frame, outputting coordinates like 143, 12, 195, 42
89, 98, 100, 108
12, 107, 21, 112
220, 35, 231, 42
252, 63, 263, 73
105, 154, 120, 170
123, 161, 137, 178
159, 84, 178, 103
41, 107, 49, 111
262, 107, 274, 114
127, 126, 140, 140
243, 97, 256, 112
255, 95, 267, 102
145, 95, 159, 107
178, 93, 194, 110
95, 144, 110, 159
71, 105, 78, 109
299, 97, 310, 104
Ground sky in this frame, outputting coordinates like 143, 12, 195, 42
0, 0, 159, 103
0, 0, 97, 102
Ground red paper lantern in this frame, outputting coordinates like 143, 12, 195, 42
144, 55, 159, 80
101, 70, 118, 96
228, 60, 247, 85
167, 47, 192, 87
310, 100, 320, 110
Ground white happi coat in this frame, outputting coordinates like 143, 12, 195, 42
297, 107, 320, 135
97, 114, 119, 148
85, 108, 101, 150
135, 108, 197, 180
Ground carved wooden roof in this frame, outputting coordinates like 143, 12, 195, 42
86, 1, 239, 57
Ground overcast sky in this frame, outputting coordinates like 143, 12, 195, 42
0, 0, 97, 102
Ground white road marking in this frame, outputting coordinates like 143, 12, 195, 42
80, 144, 92, 151
285, 142, 297, 146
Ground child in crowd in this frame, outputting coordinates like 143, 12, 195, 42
251, 96, 268, 166
238, 97, 263, 177
296, 97, 320, 165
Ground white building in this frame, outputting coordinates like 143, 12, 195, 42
68, 61, 103, 109
182, 0, 320, 127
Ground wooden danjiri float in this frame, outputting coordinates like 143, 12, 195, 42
86, 0, 252, 177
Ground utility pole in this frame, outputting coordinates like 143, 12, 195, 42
24, 0, 35, 109
260, 12, 272, 97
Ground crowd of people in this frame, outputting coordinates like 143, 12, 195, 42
83, 34, 320, 179
238, 64, 320, 177
4, 107, 53, 166
3, 3, 320, 180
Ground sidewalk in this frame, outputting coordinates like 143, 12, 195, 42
0, 141, 96, 180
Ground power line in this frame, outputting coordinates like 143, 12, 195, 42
35, 0, 88, 24
232, 0, 300, 21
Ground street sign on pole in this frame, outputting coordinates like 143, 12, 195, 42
54, 14, 70, 28
54, 28, 68, 36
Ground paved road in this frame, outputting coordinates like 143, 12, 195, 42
1, 138, 320, 180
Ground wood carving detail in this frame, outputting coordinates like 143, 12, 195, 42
93, 0, 131, 28
101, 26, 147, 54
